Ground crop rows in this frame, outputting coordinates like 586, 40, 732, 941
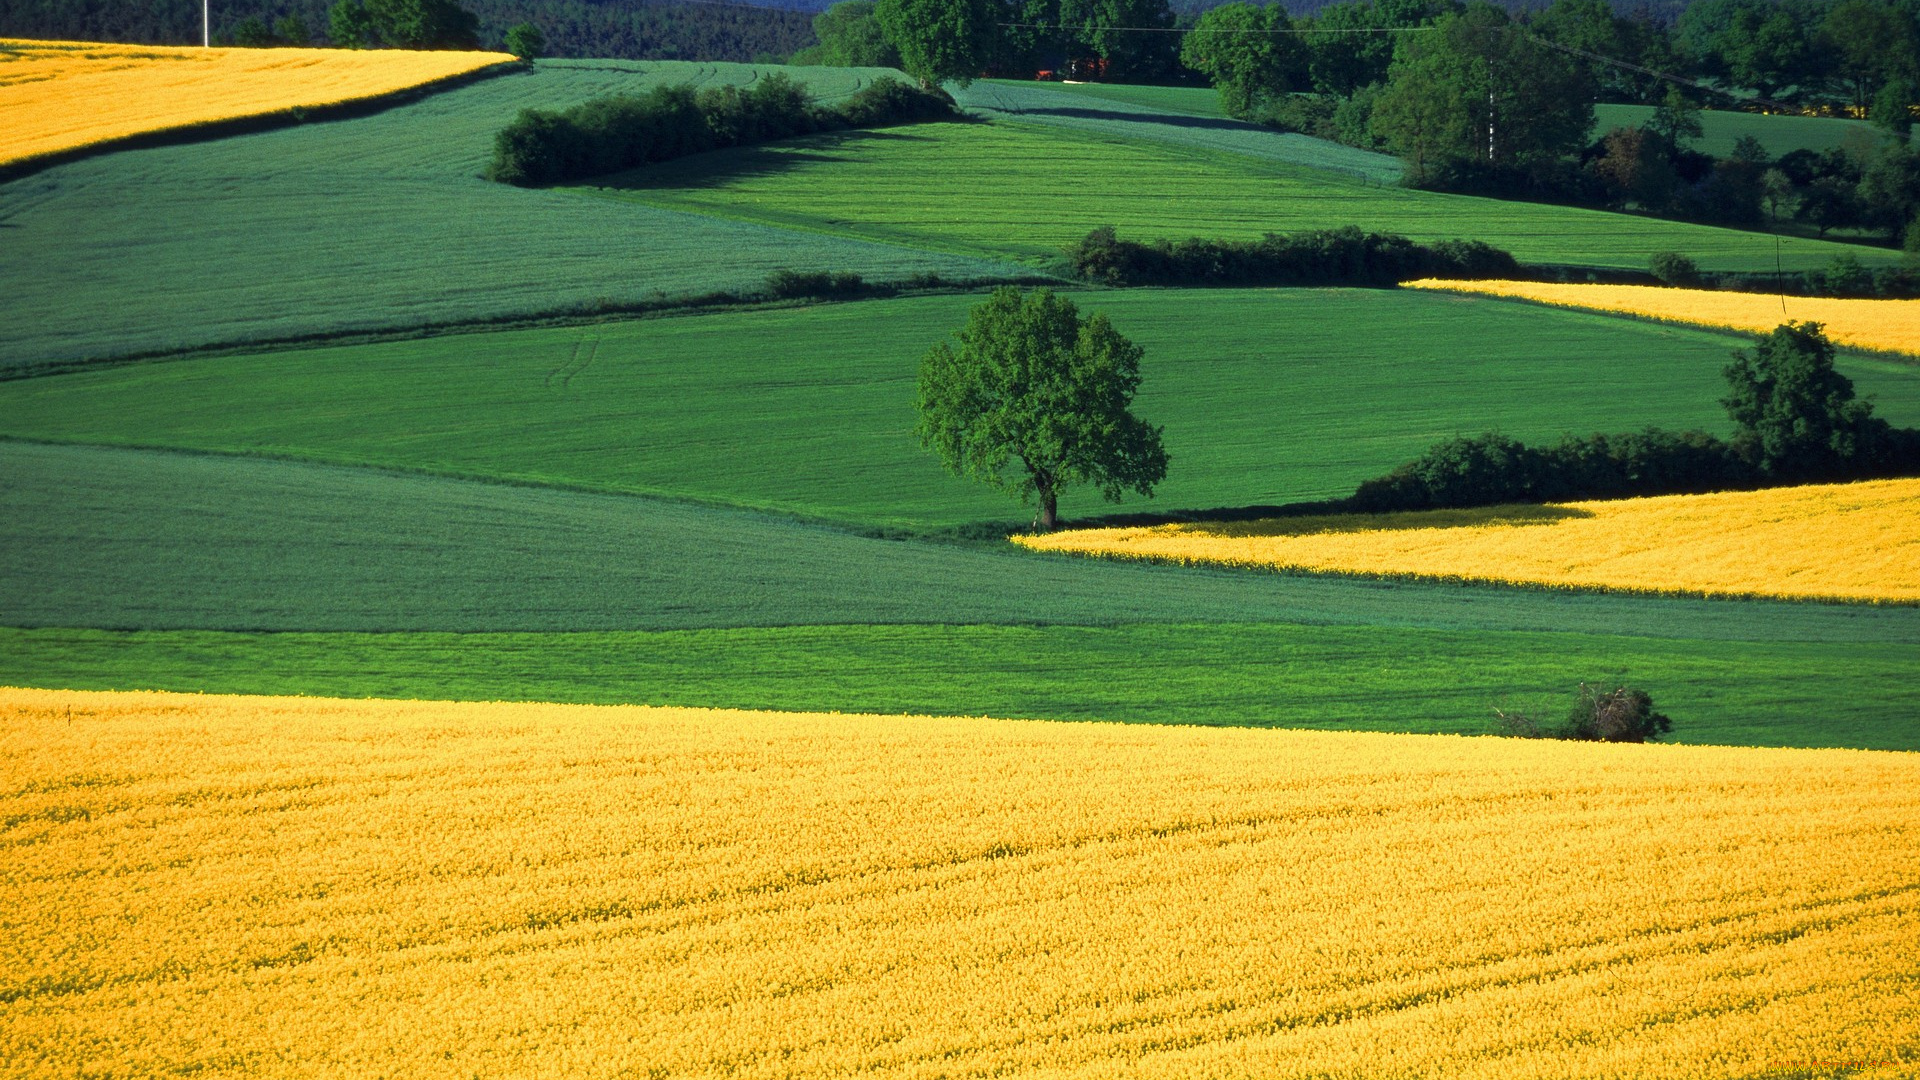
5, 688, 1916, 1078
1017, 477, 1920, 603
609, 117, 1896, 272
0, 58, 1020, 367
0, 38, 512, 166
1409, 278, 1920, 357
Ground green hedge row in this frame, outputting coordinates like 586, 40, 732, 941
487, 75, 956, 187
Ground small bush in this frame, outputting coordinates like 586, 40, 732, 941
503, 21, 543, 59
1563, 684, 1674, 742
1649, 251, 1699, 286
1805, 254, 1877, 298
766, 269, 867, 299
1494, 684, 1674, 743
838, 77, 957, 127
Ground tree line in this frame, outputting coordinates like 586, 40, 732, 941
799, 0, 1920, 245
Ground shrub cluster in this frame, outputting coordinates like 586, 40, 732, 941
766, 269, 869, 299
1350, 429, 1752, 512
487, 75, 956, 187
1351, 323, 1920, 512
1495, 684, 1674, 743
1064, 226, 1518, 288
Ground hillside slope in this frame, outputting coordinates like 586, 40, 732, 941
0, 59, 1022, 368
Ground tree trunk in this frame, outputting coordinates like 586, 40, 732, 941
1036, 488, 1058, 531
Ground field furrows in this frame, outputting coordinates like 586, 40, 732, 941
4, 689, 1916, 1078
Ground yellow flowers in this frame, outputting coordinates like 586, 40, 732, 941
6, 687, 1920, 1078
1404, 278, 1920, 357
0, 38, 512, 166
1016, 477, 1920, 603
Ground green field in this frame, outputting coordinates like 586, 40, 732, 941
8, 289, 1916, 527
0, 59, 1022, 369
1592, 103, 1884, 159
11, 441, 1915, 643
7, 623, 1916, 750
602, 117, 1894, 272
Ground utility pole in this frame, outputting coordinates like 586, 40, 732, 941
204, 0, 210, 46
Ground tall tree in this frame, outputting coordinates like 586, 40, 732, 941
796, 0, 901, 68
1821, 0, 1920, 109
1180, 3, 1304, 118
1723, 322, 1877, 480
328, 0, 379, 47
365, 0, 479, 48
874, 0, 997, 86
1370, 3, 1593, 180
915, 287, 1168, 531
1369, 58, 1467, 179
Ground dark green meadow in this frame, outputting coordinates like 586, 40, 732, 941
4, 60, 1915, 751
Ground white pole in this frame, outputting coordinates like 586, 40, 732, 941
204, 0, 210, 47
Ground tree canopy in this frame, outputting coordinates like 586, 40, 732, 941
873, 0, 996, 87
1179, 3, 1306, 119
1369, 5, 1595, 183
915, 287, 1168, 531
791, 1, 901, 69
1722, 321, 1878, 480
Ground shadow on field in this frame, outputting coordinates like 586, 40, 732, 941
1179, 503, 1596, 538
1055, 501, 1595, 536
596, 127, 957, 192
990, 104, 1266, 136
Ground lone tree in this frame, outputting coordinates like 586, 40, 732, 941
503, 21, 545, 60
1722, 321, 1878, 480
915, 287, 1169, 531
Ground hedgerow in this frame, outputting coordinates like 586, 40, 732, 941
486, 75, 956, 186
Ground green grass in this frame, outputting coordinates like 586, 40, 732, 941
0, 59, 1021, 370
599, 117, 1896, 273
955, 81, 1402, 183
15, 440, 1919, 643
1592, 104, 1885, 160
6, 289, 1917, 527
4, 623, 1915, 751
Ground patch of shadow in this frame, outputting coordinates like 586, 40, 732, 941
1178, 503, 1596, 539
592, 126, 955, 192
989, 103, 1271, 136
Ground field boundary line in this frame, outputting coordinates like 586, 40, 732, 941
0, 276, 1058, 383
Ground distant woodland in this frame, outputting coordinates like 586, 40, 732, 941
0, 0, 818, 61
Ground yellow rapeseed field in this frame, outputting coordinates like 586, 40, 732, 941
1405, 277, 1920, 357
0, 38, 512, 166
1018, 477, 1920, 603
4, 687, 1917, 1078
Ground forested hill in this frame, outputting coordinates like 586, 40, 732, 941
0, 0, 818, 61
